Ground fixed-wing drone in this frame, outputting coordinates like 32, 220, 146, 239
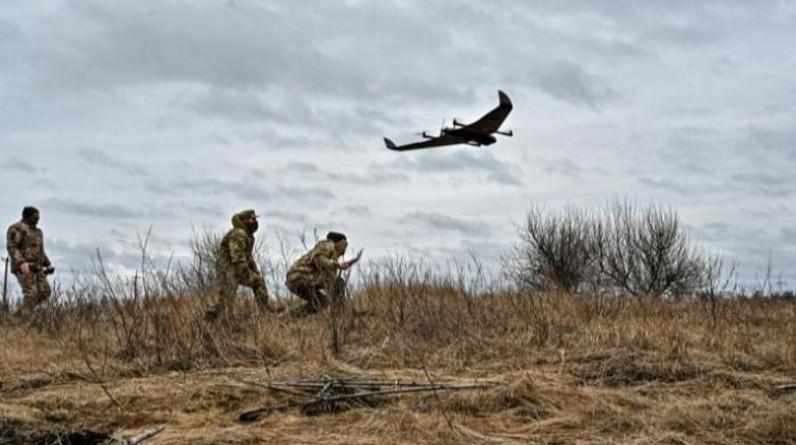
384, 90, 513, 151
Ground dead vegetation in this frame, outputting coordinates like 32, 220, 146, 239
1, 223, 795, 444
1, 257, 795, 444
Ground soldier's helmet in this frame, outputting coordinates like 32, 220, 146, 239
326, 231, 346, 243
327, 231, 347, 256
22, 206, 39, 219
239, 209, 258, 219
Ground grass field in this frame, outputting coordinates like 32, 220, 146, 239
1, 272, 795, 444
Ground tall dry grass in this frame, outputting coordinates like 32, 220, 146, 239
1, 249, 795, 444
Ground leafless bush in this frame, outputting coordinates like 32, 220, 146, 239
594, 200, 705, 298
506, 200, 714, 298
503, 205, 596, 293
173, 227, 221, 296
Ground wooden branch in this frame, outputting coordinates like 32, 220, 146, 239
111, 425, 165, 445
126, 426, 165, 445
239, 382, 495, 422
265, 379, 499, 390
775, 383, 796, 391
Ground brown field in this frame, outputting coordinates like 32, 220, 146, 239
2, 281, 795, 444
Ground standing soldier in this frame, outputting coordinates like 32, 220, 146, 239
6, 206, 55, 315
206, 209, 271, 319
286, 231, 354, 316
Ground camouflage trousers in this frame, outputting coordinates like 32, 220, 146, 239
15, 272, 52, 315
207, 267, 269, 319
285, 273, 345, 315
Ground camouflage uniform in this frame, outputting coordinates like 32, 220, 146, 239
207, 210, 270, 318
6, 214, 52, 314
286, 237, 347, 314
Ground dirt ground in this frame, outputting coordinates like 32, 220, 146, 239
3, 352, 795, 444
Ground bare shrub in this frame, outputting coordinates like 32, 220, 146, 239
506, 200, 713, 298
174, 228, 221, 296
503, 205, 596, 293
594, 200, 705, 298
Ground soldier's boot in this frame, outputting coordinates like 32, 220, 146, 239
204, 301, 227, 321
204, 305, 219, 321
310, 290, 330, 313
255, 291, 272, 314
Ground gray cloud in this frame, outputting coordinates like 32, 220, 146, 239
340, 205, 372, 218
392, 150, 521, 186
76, 148, 149, 176
45, 238, 102, 272
543, 158, 583, 178
328, 169, 410, 186
47, 236, 185, 276
179, 87, 276, 122
638, 177, 690, 196
1, 156, 38, 174
3, 1, 796, 285
11, 1, 454, 103
401, 212, 491, 238
530, 60, 617, 110
146, 178, 272, 202
43, 198, 138, 219
742, 126, 796, 160
286, 161, 321, 174
267, 210, 309, 225
730, 173, 793, 198
174, 203, 226, 220
285, 161, 410, 186
274, 186, 334, 202
694, 221, 731, 243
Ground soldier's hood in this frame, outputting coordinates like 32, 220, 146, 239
231, 210, 256, 234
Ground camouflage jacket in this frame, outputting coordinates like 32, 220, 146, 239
287, 240, 341, 282
216, 211, 259, 280
6, 221, 51, 273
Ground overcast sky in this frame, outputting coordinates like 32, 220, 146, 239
2, 0, 795, 290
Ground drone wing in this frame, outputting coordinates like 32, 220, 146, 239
383, 134, 466, 152
462, 90, 513, 134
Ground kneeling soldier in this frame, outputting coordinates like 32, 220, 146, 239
286, 231, 352, 315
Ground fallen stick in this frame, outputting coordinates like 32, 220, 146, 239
775, 383, 796, 391
239, 382, 494, 422
112, 425, 165, 445
266, 379, 499, 390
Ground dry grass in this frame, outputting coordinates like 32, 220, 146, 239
1, 273, 795, 444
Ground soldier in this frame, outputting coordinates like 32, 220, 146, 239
286, 231, 352, 315
206, 209, 271, 319
6, 206, 54, 315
